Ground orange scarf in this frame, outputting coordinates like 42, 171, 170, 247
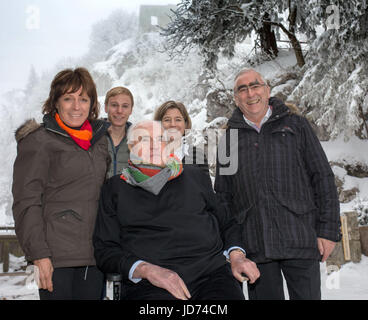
55, 113, 93, 150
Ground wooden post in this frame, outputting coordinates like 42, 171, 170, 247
345, 212, 362, 263
326, 211, 362, 269
3, 241, 10, 273
340, 215, 351, 261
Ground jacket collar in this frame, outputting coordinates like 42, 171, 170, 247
227, 97, 290, 129
106, 121, 132, 145
43, 114, 110, 145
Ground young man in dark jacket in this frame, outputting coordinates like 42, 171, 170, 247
214, 69, 341, 300
93, 120, 260, 300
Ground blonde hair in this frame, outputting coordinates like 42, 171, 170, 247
104, 86, 134, 108
154, 101, 192, 130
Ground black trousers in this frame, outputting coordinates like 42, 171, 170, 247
38, 266, 104, 300
124, 264, 245, 300
247, 259, 321, 300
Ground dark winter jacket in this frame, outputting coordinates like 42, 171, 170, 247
12, 114, 110, 268
93, 165, 242, 286
106, 121, 132, 178
182, 145, 210, 178
214, 97, 341, 263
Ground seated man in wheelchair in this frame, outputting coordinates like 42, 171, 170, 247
93, 120, 260, 300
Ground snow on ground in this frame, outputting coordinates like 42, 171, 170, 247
0, 254, 39, 300
0, 274, 38, 300
257, 50, 298, 80
1, 33, 367, 300
1, 256, 368, 300
321, 137, 368, 214
320, 256, 368, 300
321, 136, 368, 169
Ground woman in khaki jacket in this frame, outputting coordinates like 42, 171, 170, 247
12, 68, 110, 300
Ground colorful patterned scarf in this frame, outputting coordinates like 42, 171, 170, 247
55, 113, 93, 150
120, 154, 183, 195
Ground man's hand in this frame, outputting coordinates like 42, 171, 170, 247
318, 237, 336, 262
33, 258, 54, 292
134, 262, 191, 300
229, 250, 260, 284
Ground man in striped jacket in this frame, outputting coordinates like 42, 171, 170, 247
215, 69, 341, 300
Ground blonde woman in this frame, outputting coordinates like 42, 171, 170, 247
154, 101, 209, 177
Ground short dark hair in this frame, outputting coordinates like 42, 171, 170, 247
42, 67, 99, 121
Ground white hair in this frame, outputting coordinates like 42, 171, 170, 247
233, 68, 268, 92
127, 120, 165, 145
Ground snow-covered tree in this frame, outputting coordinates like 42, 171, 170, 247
355, 198, 368, 226
160, 0, 328, 70
289, 2, 368, 140
25, 65, 39, 96
87, 9, 138, 63
162, 0, 368, 72
161, 0, 252, 70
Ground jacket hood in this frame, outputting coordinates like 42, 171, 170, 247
15, 119, 41, 143
227, 97, 295, 129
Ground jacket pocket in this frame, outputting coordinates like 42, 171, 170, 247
275, 199, 318, 248
271, 126, 296, 145
276, 197, 316, 215
270, 126, 298, 169
46, 209, 83, 256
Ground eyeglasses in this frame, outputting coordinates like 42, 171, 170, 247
236, 83, 266, 95
139, 135, 167, 143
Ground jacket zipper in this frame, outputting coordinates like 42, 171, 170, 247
47, 120, 106, 229
45, 127, 70, 138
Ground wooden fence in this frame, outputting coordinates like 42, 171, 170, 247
0, 227, 24, 273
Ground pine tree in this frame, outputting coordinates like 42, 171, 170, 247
161, 0, 255, 71
161, 0, 359, 70
25, 65, 39, 95
88, 9, 138, 62
289, 1, 368, 140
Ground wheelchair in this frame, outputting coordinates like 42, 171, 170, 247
105, 273, 123, 300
